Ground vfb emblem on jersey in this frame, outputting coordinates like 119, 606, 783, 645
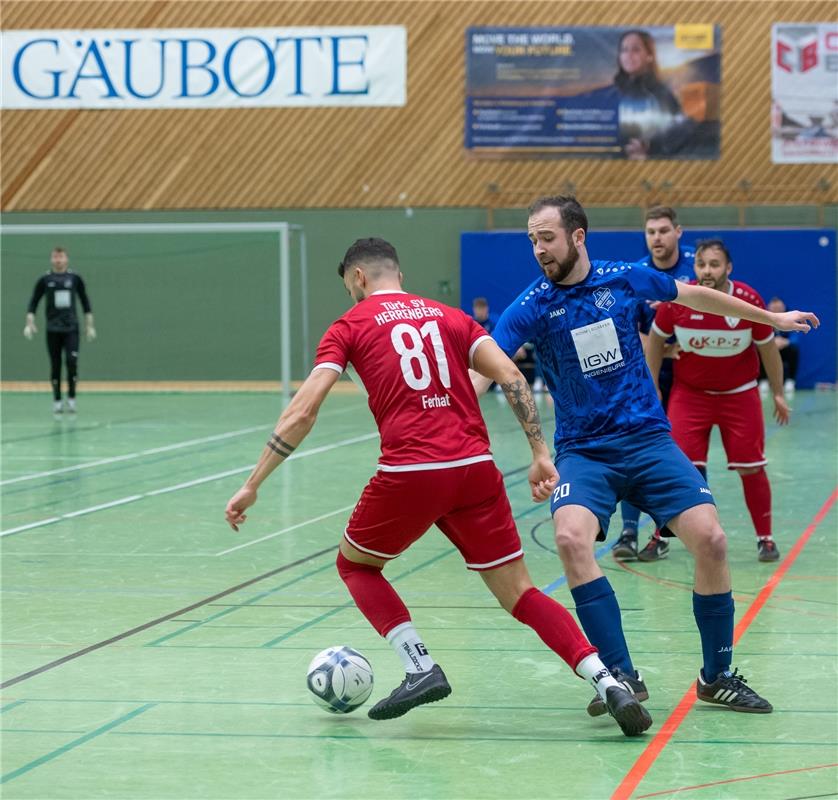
593, 287, 615, 311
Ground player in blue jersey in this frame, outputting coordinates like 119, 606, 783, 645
612, 206, 695, 562
477, 195, 818, 715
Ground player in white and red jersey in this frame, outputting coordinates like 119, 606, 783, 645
225, 238, 651, 735
644, 238, 790, 562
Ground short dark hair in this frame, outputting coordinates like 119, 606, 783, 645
472, 297, 488, 308
695, 238, 732, 263
51, 246, 67, 254
644, 205, 678, 225
338, 238, 400, 277
527, 195, 588, 235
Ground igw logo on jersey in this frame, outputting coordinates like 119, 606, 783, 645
593, 287, 615, 310
571, 318, 625, 377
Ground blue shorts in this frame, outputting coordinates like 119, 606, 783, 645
550, 431, 715, 540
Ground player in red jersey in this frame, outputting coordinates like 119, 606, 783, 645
644, 239, 789, 562
225, 238, 652, 735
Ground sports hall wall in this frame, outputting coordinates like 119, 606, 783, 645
461, 228, 837, 389
1, 0, 836, 382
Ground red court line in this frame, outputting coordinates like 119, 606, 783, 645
635, 762, 838, 798
611, 487, 838, 800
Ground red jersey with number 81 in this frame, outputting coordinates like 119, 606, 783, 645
313, 290, 494, 470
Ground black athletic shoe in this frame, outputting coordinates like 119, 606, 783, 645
611, 530, 638, 560
605, 685, 653, 736
696, 668, 773, 713
367, 664, 452, 720
587, 668, 649, 717
757, 539, 780, 562
638, 536, 669, 562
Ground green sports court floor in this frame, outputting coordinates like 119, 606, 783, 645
1, 389, 836, 800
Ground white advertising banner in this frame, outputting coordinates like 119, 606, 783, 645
1, 27, 407, 109
771, 23, 838, 163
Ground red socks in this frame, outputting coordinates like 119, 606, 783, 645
512, 587, 597, 670
336, 552, 411, 637
740, 469, 772, 537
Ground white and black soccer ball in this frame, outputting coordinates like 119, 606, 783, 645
306, 646, 374, 714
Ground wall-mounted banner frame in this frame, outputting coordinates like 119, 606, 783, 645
1, 27, 407, 109
465, 25, 721, 160
771, 23, 838, 164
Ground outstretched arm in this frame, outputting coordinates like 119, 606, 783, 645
675, 283, 819, 333
225, 367, 340, 530
471, 338, 557, 501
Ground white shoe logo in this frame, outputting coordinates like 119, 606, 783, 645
405, 673, 432, 691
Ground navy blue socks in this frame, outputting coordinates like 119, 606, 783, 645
693, 590, 734, 682
571, 576, 634, 675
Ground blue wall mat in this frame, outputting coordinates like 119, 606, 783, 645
461, 228, 836, 389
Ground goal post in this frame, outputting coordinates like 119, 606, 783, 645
0, 221, 308, 403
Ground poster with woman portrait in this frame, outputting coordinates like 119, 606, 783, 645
465, 25, 721, 159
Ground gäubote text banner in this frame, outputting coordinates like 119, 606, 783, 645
1, 27, 407, 109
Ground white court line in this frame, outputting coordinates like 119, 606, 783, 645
0, 425, 265, 486
0, 432, 378, 538
216, 504, 356, 556
0, 400, 366, 486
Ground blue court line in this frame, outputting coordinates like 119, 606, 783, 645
0, 702, 156, 784
539, 541, 615, 596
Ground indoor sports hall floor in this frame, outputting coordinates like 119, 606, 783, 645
1, 389, 836, 800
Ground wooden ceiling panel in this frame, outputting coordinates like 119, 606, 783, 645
2, 1, 836, 210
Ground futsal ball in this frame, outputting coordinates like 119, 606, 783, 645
306, 646, 374, 713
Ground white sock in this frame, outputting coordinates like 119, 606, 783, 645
575, 653, 621, 701
385, 622, 435, 674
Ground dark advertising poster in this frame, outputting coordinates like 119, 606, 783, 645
465, 25, 721, 159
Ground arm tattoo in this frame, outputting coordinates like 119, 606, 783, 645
500, 378, 545, 446
267, 433, 296, 459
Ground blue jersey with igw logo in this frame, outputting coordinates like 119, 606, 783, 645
493, 260, 678, 456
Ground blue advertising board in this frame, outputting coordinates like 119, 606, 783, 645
465, 25, 721, 159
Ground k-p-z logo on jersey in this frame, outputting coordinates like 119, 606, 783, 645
571, 318, 625, 377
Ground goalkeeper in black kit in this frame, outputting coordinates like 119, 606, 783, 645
24, 247, 96, 415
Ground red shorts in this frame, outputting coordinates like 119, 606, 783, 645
344, 459, 523, 570
668, 383, 766, 470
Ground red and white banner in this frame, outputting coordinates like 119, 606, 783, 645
772, 23, 838, 164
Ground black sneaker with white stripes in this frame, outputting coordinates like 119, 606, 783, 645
587, 668, 649, 717
367, 664, 451, 720
696, 668, 773, 713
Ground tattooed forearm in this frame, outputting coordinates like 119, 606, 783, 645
500, 377, 546, 447
266, 432, 297, 460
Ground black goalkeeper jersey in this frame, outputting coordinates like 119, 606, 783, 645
27, 271, 92, 333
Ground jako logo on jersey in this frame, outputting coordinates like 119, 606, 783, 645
549, 307, 566, 319
593, 287, 615, 311
700, 487, 712, 495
